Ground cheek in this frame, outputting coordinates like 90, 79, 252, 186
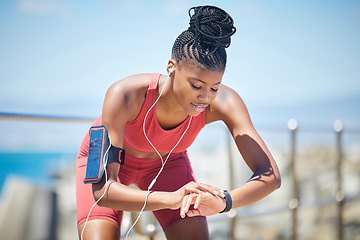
176, 88, 194, 103
211, 92, 218, 101
174, 80, 192, 98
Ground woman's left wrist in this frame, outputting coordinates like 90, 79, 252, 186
219, 190, 232, 213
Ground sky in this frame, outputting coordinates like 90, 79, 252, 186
0, 0, 359, 151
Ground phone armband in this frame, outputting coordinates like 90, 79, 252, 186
84, 125, 126, 184
84, 125, 109, 184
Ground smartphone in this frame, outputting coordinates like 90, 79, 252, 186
84, 125, 109, 183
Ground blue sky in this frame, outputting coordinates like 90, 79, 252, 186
0, 0, 359, 151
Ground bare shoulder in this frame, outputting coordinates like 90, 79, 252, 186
206, 84, 250, 127
107, 74, 151, 102
103, 73, 152, 122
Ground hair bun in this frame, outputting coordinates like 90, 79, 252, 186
188, 5, 236, 49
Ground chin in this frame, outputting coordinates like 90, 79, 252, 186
188, 108, 205, 117
188, 112, 201, 117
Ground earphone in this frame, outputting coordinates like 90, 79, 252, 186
168, 66, 174, 75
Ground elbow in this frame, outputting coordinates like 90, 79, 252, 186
93, 190, 106, 207
92, 182, 111, 207
275, 176, 281, 190
267, 164, 281, 191
272, 172, 281, 190
257, 167, 281, 191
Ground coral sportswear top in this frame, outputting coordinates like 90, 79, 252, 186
123, 73, 206, 153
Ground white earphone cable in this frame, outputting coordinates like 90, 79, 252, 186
125, 75, 192, 239
142, 75, 169, 165
81, 138, 112, 240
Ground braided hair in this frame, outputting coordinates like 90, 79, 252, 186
172, 5, 236, 71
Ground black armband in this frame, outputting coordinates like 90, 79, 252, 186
108, 144, 125, 166
219, 190, 232, 213
84, 125, 125, 184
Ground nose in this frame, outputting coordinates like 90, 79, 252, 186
198, 88, 211, 102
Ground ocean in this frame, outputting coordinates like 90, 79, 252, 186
0, 152, 77, 193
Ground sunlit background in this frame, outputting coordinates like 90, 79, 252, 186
0, 0, 359, 239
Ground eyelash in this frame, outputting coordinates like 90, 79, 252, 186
191, 84, 201, 89
191, 84, 218, 92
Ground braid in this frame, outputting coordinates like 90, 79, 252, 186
172, 5, 236, 70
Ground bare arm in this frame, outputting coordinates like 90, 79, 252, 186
182, 85, 281, 217
210, 85, 281, 208
93, 75, 174, 211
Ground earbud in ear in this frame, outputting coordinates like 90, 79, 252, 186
168, 66, 174, 75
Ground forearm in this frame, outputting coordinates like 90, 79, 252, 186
94, 181, 173, 211
230, 170, 281, 208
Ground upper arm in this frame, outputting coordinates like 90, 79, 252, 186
101, 75, 146, 148
208, 85, 279, 176
98, 75, 146, 182
101, 82, 129, 148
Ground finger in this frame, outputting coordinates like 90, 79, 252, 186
181, 193, 196, 217
186, 209, 201, 217
197, 183, 224, 198
184, 186, 201, 194
186, 193, 196, 210
186, 182, 216, 194
180, 195, 189, 218
185, 181, 198, 189
181, 195, 190, 214
194, 193, 201, 209
180, 208, 186, 218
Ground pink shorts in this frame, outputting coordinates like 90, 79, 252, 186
76, 131, 201, 230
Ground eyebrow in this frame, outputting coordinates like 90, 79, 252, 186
193, 78, 221, 85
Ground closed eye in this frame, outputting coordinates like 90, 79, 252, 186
191, 83, 218, 92
191, 83, 202, 89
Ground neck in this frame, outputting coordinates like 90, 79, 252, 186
155, 76, 189, 130
158, 76, 187, 116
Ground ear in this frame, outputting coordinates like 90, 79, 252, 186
166, 59, 177, 75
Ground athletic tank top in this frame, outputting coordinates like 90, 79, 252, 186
123, 73, 205, 153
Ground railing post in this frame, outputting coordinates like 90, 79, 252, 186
227, 130, 236, 240
288, 119, 298, 240
334, 120, 344, 240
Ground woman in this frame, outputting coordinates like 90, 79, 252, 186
76, 5, 281, 240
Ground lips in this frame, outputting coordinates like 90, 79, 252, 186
191, 103, 208, 112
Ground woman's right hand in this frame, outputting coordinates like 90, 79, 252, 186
169, 181, 224, 211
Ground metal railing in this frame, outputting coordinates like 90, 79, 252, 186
205, 118, 360, 240
0, 112, 95, 123
1, 112, 359, 240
